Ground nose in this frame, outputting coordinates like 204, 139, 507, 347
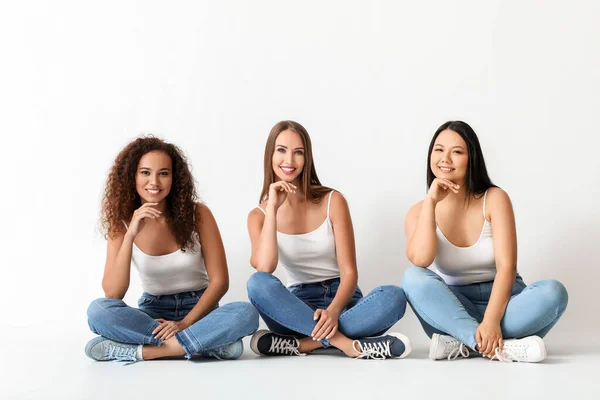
286, 151, 294, 165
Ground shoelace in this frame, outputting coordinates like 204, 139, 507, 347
106, 343, 138, 363
353, 340, 392, 360
490, 346, 525, 362
269, 336, 304, 356
447, 343, 470, 360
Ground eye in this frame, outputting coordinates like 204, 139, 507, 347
160, 171, 169, 176
453, 150, 463, 154
277, 148, 286, 153
295, 150, 304, 155
140, 171, 150, 175
434, 148, 443, 152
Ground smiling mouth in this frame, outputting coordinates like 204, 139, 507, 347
146, 189, 162, 195
438, 167, 454, 172
280, 166, 296, 175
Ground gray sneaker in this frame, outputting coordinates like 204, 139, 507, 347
205, 339, 244, 360
85, 337, 140, 362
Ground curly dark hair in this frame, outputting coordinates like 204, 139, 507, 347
101, 136, 199, 252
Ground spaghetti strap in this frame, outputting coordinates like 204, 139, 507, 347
255, 206, 266, 215
122, 221, 129, 230
326, 190, 335, 220
482, 190, 489, 221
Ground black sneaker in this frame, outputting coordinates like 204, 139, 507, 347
353, 333, 411, 359
250, 330, 305, 356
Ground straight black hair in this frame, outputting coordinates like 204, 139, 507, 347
427, 121, 496, 200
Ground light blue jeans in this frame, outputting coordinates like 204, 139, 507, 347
401, 266, 568, 349
87, 289, 259, 358
246, 272, 407, 348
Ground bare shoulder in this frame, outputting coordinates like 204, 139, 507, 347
328, 191, 350, 219
485, 187, 512, 208
406, 200, 425, 220
485, 187, 513, 221
195, 202, 214, 221
248, 202, 267, 224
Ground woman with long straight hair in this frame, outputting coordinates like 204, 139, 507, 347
246, 121, 410, 360
402, 121, 568, 363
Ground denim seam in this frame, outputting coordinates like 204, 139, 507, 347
175, 329, 204, 359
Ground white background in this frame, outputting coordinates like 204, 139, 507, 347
1, 1, 599, 390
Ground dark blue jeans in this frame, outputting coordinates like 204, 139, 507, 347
87, 289, 259, 358
247, 272, 407, 348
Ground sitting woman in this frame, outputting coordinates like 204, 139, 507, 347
247, 120, 410, 360
86, 137, 258, 362
402, 121, 568, 362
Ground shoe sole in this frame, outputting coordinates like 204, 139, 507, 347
429, 333, 441, 360
533, 336, 547, 362
387, 332, 412, 359
249, 329, 271, 356
85, 336, 108, 360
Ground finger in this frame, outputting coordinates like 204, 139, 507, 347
317, 325, 334, 341
483, 338, 493, 357
311, 317, 326, 338
313, 309, 322, 321
314, 322, 332, 341
326, 325, 338, 339
152, 321, 167, 335
154, 323, 172, 338
158, 326, 175, 340
476, 330, 482, 352
498, 337, 504, 352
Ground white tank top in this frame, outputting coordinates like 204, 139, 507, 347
256, 191, 340, 287
124, 221, 210, 296
430, 191, 497, 286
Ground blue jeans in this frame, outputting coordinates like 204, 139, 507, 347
401, 266, 568, 349
246, 272, 407, 348
87, 289, 259, 359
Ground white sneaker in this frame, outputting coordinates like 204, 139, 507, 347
491, 336, 547, 363
429, 333, 475, 360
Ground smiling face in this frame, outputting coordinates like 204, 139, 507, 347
135, 150, 173, 204
430, 129, 468, 183
272, 129, 305, 183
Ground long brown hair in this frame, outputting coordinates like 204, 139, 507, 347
101, 136, 199, 252
259, 120, 332, 203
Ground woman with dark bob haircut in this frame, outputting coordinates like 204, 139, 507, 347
85, 137, 258, 362
402, 121, 568, 363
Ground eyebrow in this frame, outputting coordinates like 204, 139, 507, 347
434, 144, 465, 150
139, 167, 171, 171
275, 145, 305, 150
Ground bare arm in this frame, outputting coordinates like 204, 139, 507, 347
181, 203, 229, 327
248, 204, 279, 273
327, 192, 358, 315
405, 198, 438, 267
101, 203, 161, 298
482, 188, 518, 324
101, 230, 134, 299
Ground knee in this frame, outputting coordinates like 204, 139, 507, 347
537, 280, 569, 314
401, 266, 434, 296
87, 297, 124, 322
376, 285, 407, 318
86, 298, 125, 332
247, 271, 279, 300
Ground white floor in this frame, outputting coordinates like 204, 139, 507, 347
4, 334, 599, 400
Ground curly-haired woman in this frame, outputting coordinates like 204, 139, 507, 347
85, 137, 258, 362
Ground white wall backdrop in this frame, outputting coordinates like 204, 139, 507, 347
1, 0, 598, 350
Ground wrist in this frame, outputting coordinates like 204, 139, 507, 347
424, 195, 438, 205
